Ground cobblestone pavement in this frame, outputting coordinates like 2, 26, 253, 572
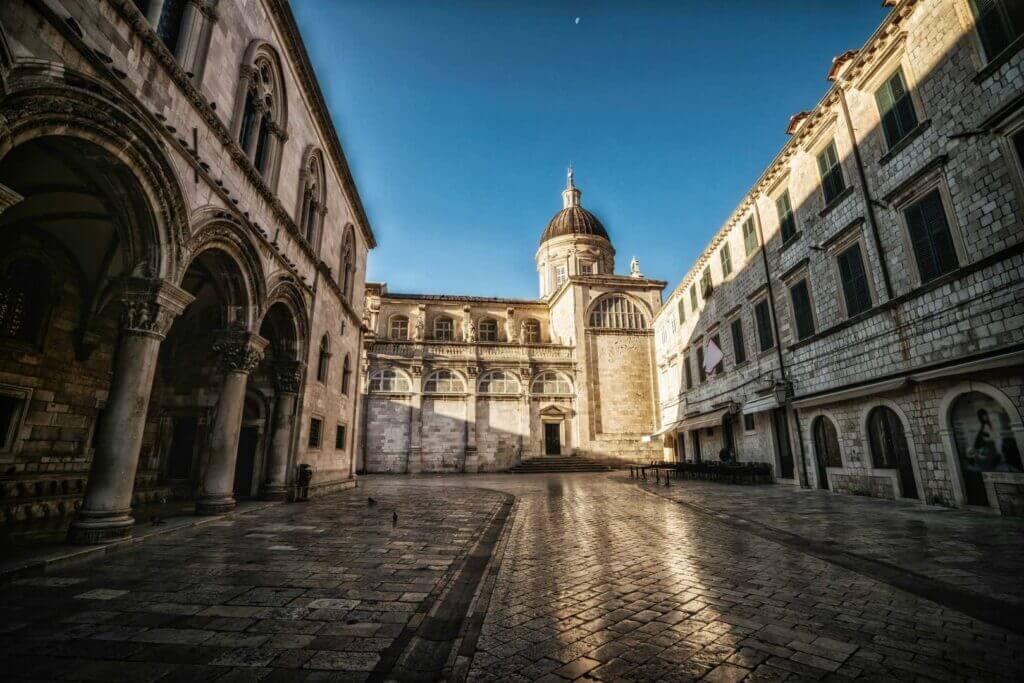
2, 474, 1023, 682
0, 481, 507, 682
629, 472, 1024, 612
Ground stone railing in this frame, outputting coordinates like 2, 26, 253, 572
368, 341, 573, 362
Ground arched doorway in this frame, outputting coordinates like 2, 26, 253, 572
811, 415, 842, 490
949, 391, 1022, 506
867, 406, 918, 500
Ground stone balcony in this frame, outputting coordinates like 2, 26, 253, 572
367, 340, 574, 363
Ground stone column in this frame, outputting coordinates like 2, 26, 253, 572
464, 365, 479, 473
262, 360, 303, 500
243, 100, 266, 158
68, 279, 193, 544
407, 365, 423, 474
196, 331, 268, 514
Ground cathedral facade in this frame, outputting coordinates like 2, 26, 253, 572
360, 171, 665, 472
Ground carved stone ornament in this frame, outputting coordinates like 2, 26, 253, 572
465, 365, 480, 377
504, 308, 517, 344
214, 331, 269, 374
518, 366, 534, 382
274, 360, 304, 393
120, 278, 194, 337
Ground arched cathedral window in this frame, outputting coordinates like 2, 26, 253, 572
531, 371, 572, 395
341, 354, 352, 396
589, 295, 647, 330
234, 44, 287, 188
340, 227, 356, 302
296, 150, 327, 248
316, 335, 330, 383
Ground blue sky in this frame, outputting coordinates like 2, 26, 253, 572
292, 1, 889, 298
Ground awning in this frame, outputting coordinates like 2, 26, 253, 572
641, 420, 684, 442
679, 406, 730, 431
791, 378, 906, 409
742, 394, 779, 415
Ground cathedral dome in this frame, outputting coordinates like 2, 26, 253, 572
539, 167, 611, 246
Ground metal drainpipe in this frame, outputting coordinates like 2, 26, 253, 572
751, 200, 811, 488
837, 84, 894, 302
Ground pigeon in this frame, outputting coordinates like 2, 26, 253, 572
367, 497, 377, 506
392, 511, 398, 527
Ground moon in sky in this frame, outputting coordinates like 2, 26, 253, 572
574, 17, 581, 25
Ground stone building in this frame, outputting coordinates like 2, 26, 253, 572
0, 0, 374, 544
652, 0, 1024, 514
360, 169, 665, 472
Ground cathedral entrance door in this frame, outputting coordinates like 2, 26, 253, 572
544, 422, 562, 456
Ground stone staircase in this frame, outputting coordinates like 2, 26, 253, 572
509, 456, 614, 474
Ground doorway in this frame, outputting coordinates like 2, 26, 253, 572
544, 422, 561, 455
771, 408, 795, 479
232, 396, 264, 498
691, 430, 702, 463
867, 406, 918, 500
166, 415, 198, 480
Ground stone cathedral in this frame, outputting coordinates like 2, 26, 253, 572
360, 170, 665, 472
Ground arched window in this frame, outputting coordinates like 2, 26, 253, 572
522, 319, 541, 344
390, 315, 409, 340
341, 354, 352, 396
340, 227, 355, 301
812, 416, 842, 468
589, 295, 647, 329
153, 0, 187, 53
424, 369, 465, 394
532, 371, 573, 395
866, 405, 918, 499
316, 335, 330, 383
368, 368, 411, 393
0, 258, 50, 345
297, 151, 326, 247
478, 318, 498, 342
433, 317, 454, 341
478, 370, 521, 395
234, 45, 287, 185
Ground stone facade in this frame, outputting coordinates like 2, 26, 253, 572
0, 0, 373, 543
360, 172, 665, 472
652, 0, 1024, 515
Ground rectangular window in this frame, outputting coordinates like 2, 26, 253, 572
0, 394, 22, 451
696, 344, 706, 383
700, 268, 713, 297
676, 298, 685, 323
903, 189, 959, 284
742, 217, 758, 256
775, 190, 797, 243
837, 243, 873, 317
579, 262, 594, 275
690, 284, 698, 312
789, 279, 816, 341
683, 353, 693, 389
817, 140, 847, 204
555, 265, 567, 287
970, 0, 1024, 61
754, 299, 774, 352
308, 417, 322, 449
743, 413, 756, 432
719, 244, 732, 277
875, 68, 919, 149
730, 318, 747, 365
335, 423, 347, 450
434, 319, 453, 341
390, 317, 408, 340
1014, 129, 1024, 168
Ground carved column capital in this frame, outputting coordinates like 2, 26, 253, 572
273, 360, 304, 394
213, 330, 268, 374
119, 277, 194, 339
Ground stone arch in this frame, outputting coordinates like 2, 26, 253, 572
180, 211, 267, 330
937, 381, 1024, 509
586, 293, 651, 329
859, 399, 924, 501
238, 40, 289, 132
0, 71, 190, 280
260, 279, 309, 361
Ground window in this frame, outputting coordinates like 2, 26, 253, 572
478, 318, 498, 342
368, 369, 411, 393
743, 413, 756, 432
719, 245, 732, 277
341, 354, 352, 396
970, 0, 1024, 61
700, 268, 713, 298
789, 279, 816, 341
433, 317, 454, 341
867, 406, 906, 469
589, 296, 647, 330
696, 344, 706, 383
335, 423, 347, 450
742, 217, 758, 256
579, 262, 594, 275
298, 152, 326, 246
730, 318, 747, 365
837, 243, 873, 317
1014, 129, 1024, 169
555, 265, 568, 288
339, 228, 356, 300
316, 335, 330, 383
308, 417, 322, 449
903, 189, 959, 284
689, 285, 698, 312
424, 369, 465, 393
0, 393, 23, 451
0, 259, 50, 345
479, 370, 521, 394
154, 0, 187, 53
532, 371, 572, 395
817, 140, 847, 204
676, 298, 686, 324
522, 319, 540, 343
875, 68, 919, 149
775, 190, 797, 243
390, 316, 409, 340
754, 299, 774, 352
683, 353, 693, 390
813, 416, 843, 468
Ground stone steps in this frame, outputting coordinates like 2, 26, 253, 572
509, 457, 613, 473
